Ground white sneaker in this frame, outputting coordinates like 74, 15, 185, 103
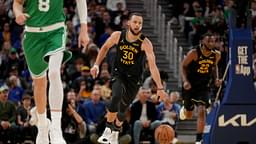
195, 140, 202, 144
36, 119, 50, 144
50, 126, 66, 144
179, 106, 187, 120
110, 131, 119, 144
29, 107, 38, 126
97, 127, 112, 144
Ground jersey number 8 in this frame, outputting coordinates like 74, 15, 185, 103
38, 0, 50, 12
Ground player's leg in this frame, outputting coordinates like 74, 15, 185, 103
48, 52, 66, 144
196, 104, 206, 144
180, 89, 194, 120
46, 27, 71, 144
23, 31, 50, 144
195, 91, 209, 144
112, 81, 140, 144
98, 77, 123, 144
33, 76, 51, 144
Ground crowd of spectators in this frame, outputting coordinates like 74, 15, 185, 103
0, 0, 256, 143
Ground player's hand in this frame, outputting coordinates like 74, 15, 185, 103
15, 13, 30, 25
90, 65, 99, 79
183, 81, 191, 90
157, 89, 168, 101
78, 24, 90, 49
215, 79, 223, 87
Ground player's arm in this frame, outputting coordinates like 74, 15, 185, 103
181, 49, 197, 83
213, 50, 222, 86
13, 0, 24, 17
142, 38, 163, 90
142, 38, 167, 101
76, 0, 89, 48
181, 49, 197, 90
76, 0, 88, 24
90, 31, 121, 78
13, 0, 28, 25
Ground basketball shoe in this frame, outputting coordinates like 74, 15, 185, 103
97, 127, 112, 144
179, 106, 187, 120
29, 107, 38, 126
50, 125, 66, 144
36, 119, 51, 144
110, 131, 119, 144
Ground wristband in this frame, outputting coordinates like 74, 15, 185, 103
93, 64, 99, 75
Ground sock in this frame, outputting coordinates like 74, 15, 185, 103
196, 133, 203, 141
106, 121, 113, 130
37, 111, 47, 126
51, 111, 62, 129
113, 121, 122, 132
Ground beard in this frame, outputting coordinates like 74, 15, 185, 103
203, 44, 213, 51
129, 27, 141, 36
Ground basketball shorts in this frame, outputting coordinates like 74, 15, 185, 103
182, 87, 210, 111
23, 26, 71, 78
108, 75, 141, 112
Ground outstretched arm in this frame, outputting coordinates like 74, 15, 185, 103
90, 31, 121, 78
142, 38, 167, 100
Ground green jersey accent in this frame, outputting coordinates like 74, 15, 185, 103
24, 0, 65, 27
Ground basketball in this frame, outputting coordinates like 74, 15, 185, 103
154, 124, 175, 144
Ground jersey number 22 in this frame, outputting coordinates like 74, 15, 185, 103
39, 0, 50, 12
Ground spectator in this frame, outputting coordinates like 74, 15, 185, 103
78, 79, 92, 100
98, 25, 114, 47
0, 22, 11, 43
188, 7, 207, 46
0, 85, 18, 143
16, 94, 37, 143
94, 11, 113, 45
106, 0, 126, 12
62, 95, 86, 144
82, 89, 106, 134
1, 46, 20, 78
154, 91, 181, 143
72, 65, 94, 93
9, 65, 29, 90
7, 75, 24, 105
130, 87, 158, 144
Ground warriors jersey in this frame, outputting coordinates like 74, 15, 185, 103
187, 46, 217, 87
113, 30, 146, 77
24, 0, 65, 27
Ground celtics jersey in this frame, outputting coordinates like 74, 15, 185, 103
24, 0, 65, 27
187, 46, 217, 87
113, 30, 146, 77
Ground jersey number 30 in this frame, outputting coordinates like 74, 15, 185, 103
38, 0, 50, 12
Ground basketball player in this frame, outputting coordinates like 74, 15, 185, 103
180, 33, 221, 144
13, 0, 89, 144
90, 12, 168, 144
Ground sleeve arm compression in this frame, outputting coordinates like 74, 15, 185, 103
76, 0, 88, 24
